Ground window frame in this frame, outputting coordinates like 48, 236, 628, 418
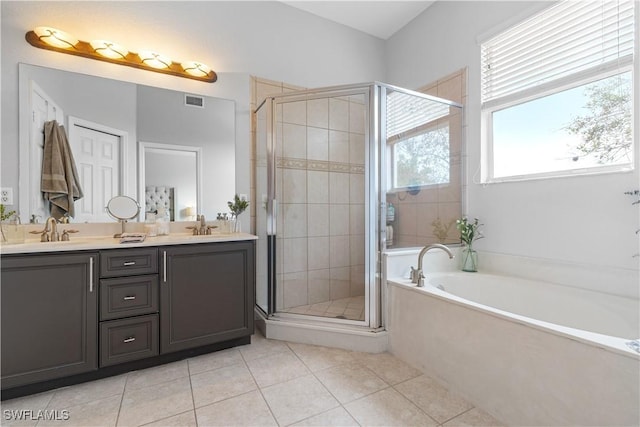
387, 121, 452, 193
481, 1, 636, 183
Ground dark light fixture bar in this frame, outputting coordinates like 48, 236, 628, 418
26, 27, 217, 83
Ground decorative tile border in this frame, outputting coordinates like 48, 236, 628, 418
277, 157, 365, 174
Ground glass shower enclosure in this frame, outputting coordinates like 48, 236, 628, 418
255, 83, 462, 329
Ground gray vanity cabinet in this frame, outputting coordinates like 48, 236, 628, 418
160, 241, 255, 354
98, 248, 159, 367
0, 253, 98, 389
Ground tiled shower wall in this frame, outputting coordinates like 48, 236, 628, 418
251, 78, 366, 311
386, 69, 467, 248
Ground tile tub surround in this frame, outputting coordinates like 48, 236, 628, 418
384, 248, 640, 426
388, 280, 639, 426
1, 331, 503, 427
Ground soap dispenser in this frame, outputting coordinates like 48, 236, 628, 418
156, 207, 170, 236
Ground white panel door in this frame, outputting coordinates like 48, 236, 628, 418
30, 82, 64, 221
70, 124, 121, 222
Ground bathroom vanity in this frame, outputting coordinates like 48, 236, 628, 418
0, 234, 256, 399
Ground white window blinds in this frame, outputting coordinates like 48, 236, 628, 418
481, 0, 635, 105
386, 90, 450, 139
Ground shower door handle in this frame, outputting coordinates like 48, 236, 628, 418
268, 199, 277, 236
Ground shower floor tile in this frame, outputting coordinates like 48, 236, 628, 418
280, 296, 365, 321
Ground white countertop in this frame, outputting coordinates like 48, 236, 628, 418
0, 233, 258, 255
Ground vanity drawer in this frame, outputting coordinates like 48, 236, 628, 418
99, 314, 158, 367
100, 248, 158, 277
100, 275, 159, 321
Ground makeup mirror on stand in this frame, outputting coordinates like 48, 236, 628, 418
106, 195, 140, 237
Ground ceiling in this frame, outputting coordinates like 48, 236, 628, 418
282, 1, 435, 40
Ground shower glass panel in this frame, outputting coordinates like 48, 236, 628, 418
274, 89, 370, 323
384, 88, 463, 248
255, 82, 462, 329
255, 101, 271, 315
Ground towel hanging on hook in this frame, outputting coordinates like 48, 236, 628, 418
41, 120, 83, 219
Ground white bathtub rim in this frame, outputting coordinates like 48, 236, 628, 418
387, 277, 639, 360
384, 247, 639, 299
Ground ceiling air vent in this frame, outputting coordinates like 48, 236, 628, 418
184, 94, 205, 108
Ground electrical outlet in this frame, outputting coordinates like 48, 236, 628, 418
1, 187, 13, 205
239, 194, 248, 202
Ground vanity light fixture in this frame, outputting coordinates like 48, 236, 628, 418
26, 27, 217, 83
139, 50, 172, 69
182, 61, 211, 78
33, 27, 78, 49
90, 40, 129, 60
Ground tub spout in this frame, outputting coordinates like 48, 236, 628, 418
411, 244, 454, 287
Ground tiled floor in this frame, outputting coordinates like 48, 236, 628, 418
280, 296, 365, 321
1, 331, 503, 427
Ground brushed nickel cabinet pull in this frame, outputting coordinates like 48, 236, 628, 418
123, 296, 136, 301
123, 261, 136, 266
89, 257, 94, 292
163, 251, 167, 283
123, 337, 136, 343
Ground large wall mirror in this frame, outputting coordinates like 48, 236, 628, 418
139, 142, 202, 222
17, 63, 236, 223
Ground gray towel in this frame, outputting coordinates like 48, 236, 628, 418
41, 120, 83, 219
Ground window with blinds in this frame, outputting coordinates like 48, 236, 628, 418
386, 90, 453, 190
481, 0, 636, 181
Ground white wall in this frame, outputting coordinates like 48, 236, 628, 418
3, 1, 638, 273
1, 0, 385, 231
386, 1, 640, 272
144, 150, 197, 221
137, 85, 236, 217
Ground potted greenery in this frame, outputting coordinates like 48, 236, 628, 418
456, 217, 483, 272
227, 194, 249, 233
0, 204, 17, 243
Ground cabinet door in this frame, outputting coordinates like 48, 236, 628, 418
1, 253, 98, 389
160, 241, 255, 354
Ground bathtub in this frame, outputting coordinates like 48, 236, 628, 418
387, 272, 640, 426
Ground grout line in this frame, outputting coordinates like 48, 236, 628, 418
241, 346, 281, 426
123, 361, 191, 392
137, 409, 195, 427
438, 405, 477, 426
289, 346, 344, 426
389, 383, 441, 427
288, 342, 386, 425
114, 374, 129, 427
185, 358, 199, 427
191, 388, 257, 411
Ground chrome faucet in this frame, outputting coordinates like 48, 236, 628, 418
411, 244, 454, 287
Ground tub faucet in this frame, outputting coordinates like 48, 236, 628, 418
411, 244, 454, 287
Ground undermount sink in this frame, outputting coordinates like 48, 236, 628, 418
8, 236, 114, 247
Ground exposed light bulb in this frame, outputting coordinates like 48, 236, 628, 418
90, 40, 129, 60
138, 50, 172, 69
182, 61, 211, 77
33, 27, 78, 49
